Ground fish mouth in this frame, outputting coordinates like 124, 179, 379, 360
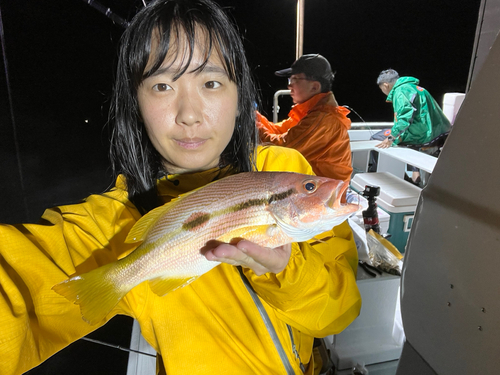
328, 181, 349, 210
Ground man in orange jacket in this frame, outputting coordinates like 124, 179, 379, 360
257, 54, 353, 185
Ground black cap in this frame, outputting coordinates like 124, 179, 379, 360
275, 54, 334, 82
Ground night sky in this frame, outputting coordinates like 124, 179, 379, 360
0, 0, 482, 224
2, 0, 481, 121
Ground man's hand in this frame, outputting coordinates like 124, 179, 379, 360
205, 240, 292, 276
375, 137, 394, 149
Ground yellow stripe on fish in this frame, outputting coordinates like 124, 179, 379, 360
52, 172, 360, 325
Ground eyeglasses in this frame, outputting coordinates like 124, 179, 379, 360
287, 77, 312, 85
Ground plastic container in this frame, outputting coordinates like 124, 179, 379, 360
327, 267, 403, 371
350, 172, 420, 253
442, 92, 465, 125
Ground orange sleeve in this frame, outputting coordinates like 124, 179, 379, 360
256, 111, 297, 145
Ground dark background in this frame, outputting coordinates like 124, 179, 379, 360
0, 0, 481, 373
0, 0, 481, 224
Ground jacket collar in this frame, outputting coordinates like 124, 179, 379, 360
288, 92, 336, 124
157, 165, 235, 200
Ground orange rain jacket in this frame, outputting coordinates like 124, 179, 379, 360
0, 146, 361, 375
257, 92, 353, 185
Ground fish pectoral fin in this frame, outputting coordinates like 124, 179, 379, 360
310, 236, 328, 244
148, 276, 198, 297
216, 225, 277, 244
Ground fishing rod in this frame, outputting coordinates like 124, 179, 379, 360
81, 337, 156, 357
0, 4, 30, 221
81, 0, 130, 28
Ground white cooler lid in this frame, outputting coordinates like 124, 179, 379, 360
351, 172, 420, 212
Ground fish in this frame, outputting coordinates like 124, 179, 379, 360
52, 171, 360, 325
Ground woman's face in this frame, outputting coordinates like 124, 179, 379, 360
137, 33, 238, 175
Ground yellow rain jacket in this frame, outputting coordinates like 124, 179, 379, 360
0, 145, 361, 375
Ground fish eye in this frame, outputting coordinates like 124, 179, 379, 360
303, 180, 317, 193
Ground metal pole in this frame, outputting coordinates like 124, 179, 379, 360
296, 0, 304, 59
273, 90, 291, 123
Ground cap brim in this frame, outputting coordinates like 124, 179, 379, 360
274, 68, 292, 77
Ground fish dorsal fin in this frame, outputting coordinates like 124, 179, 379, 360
148, 276, 198, 296
125, 203, 173, 243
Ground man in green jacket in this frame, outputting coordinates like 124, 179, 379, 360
374, 69, 451, 184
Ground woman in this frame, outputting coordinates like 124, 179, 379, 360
0, 1, 361, 374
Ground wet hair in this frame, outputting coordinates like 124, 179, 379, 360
109, 0, 258, 214
377, 69, 399, 86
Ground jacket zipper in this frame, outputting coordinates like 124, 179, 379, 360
237, 267, 296, 374
287, 324, 306, 373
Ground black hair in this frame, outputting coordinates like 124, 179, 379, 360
109, 0, 258, 214
311, 76, 333, 93
301, 72, 333, 93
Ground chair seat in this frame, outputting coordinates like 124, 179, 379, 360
401, 131, 449, 151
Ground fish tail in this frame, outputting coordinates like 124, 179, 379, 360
52, 263, 129, 325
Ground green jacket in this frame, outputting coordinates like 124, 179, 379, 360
387, 77, 451, 145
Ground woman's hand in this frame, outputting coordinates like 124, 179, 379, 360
205, 240, 292, 276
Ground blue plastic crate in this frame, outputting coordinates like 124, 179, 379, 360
350, 172, 420, 253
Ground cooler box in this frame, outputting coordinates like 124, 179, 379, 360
350, 172, 421, 253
